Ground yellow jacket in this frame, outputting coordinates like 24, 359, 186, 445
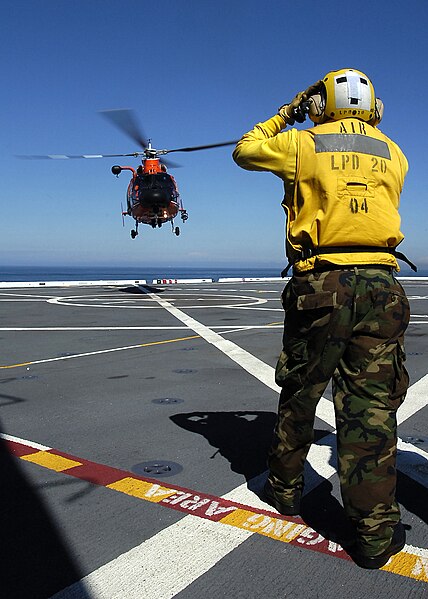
233, 115, 408, 272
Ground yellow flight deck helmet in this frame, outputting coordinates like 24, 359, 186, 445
308, 68, 384, 126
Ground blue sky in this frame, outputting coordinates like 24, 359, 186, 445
1, 0, 427, 270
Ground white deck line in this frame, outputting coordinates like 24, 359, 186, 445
138, 290, 428, 491
397, 373, 428, 424
51, 515, 252, 599
0, 433, 51, 451
142, 288, 336, 426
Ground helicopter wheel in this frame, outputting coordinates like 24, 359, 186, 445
174, 226, 180, 236
131, 229, 137, 239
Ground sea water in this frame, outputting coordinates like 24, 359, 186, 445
0, 265, 287, 283
1, 265, 427, 283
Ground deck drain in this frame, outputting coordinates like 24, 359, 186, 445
173, 369, 196, 374
181, 347, 196, 351
21, 375, 38, 380
58, 352, 77, 357
132, 460, 183, 478
152, 397, 184, 405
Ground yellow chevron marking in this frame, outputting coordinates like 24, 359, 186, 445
107, 478, 175, 502
220, 509, 306, 542
382, 551, 428, 582
21, 451, 81, 472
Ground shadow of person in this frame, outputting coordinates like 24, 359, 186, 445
0, 434, 91, 598
299, 477, 355, 548
170, 410, 277, 481
396, 447, 428, 526
173, 410, 428, 552
171, 410, 354, 546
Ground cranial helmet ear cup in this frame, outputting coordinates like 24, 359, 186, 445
308, 93, 327, 124
368, 98, 384, 127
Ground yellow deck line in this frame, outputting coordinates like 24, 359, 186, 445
0, 334, 200, 369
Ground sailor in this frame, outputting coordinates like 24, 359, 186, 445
233, 68, 413, 569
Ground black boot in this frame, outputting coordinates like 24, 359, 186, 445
263, 481, 301, 516
349, 522, 406, 569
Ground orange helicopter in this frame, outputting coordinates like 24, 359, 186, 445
20, 110, 238, 238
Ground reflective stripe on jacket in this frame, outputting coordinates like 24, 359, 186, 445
233, 115, 408, 272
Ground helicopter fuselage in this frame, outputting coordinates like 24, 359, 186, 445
114, 157, 187, 236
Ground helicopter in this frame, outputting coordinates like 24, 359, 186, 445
20, 109, 238, 238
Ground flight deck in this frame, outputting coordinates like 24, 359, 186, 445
1, 277, 427, 598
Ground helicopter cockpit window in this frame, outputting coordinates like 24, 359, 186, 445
137, 174, 176, 191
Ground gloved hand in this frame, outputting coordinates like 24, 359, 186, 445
278, 80, 323, 126
278, 91, 306, 126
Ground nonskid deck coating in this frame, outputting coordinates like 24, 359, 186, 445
0, 278, 427, 598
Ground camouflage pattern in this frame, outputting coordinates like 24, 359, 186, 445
267, 267, 410, 556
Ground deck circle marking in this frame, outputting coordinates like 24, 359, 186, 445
47, 293, 268, 310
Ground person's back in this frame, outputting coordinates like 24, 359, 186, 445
233, 68, 413, 569
289, 118, 406, 267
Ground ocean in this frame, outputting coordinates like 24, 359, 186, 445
1, 265, 427, 283
0, 265, 287, 283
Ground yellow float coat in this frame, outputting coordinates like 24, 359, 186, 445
233, 115, 408, 271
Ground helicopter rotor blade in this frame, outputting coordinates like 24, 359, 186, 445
165, 140, 239, 154
160, 158, 181, 169
16, 152, 182, 167
99, 109, 148, 150
16, 152, 146, 160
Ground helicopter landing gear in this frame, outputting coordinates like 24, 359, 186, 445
131, 222, 139, 238
181, 210, 188, 222
174, 226, 180, 236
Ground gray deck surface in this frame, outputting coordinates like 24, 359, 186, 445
0, 278, 427, 598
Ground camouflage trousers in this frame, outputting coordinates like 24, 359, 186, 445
268, 267, 410, 556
